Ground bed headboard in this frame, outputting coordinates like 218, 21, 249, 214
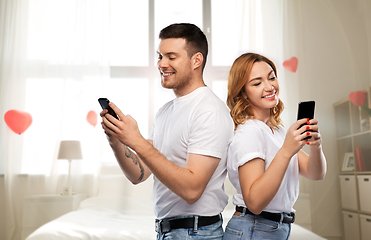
80, 164, 154, 215
97, 164, 154, 196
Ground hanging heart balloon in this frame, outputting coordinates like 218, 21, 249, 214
283, 57, 298, 73
4, 110, 33, 134
86, 110, 97, 127
349, 91, 366, 107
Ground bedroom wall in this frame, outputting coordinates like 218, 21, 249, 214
289, 0, 371, 239
0, 176, 6, 240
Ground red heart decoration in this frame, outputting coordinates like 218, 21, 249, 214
283, 57, 298, 72
86, 110, 97, 127
349, 91, 366, 107
4, 110, 33, 135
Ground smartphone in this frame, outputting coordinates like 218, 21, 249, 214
98, 98, 119, 119
297, 101, 315, 140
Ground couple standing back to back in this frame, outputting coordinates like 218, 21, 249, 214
100, 23, 327, 240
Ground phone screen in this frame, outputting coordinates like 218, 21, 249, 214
297, 101, 315, 121
98, 98, 119, 119
297, 101, 315, 140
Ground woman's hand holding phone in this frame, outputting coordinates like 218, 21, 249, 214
282, 119, 309, 157
303, 119, 322, 147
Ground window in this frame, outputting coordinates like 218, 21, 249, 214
21, 0, 250, 174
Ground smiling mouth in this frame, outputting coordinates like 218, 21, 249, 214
162, 72, 174, 77
263, 92, 276, 98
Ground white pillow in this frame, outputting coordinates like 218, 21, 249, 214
79, 196, 154, 215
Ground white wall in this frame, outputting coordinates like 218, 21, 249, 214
292, 0, 371, 239
0, 176, 6, 240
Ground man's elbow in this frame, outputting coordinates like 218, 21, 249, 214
182, 190, 203, 205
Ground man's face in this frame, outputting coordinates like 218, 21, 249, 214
157, 38, 193, 92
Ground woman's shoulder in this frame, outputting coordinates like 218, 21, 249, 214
230, 120, 266, 149
236, 119, 265, 131
235, 119, 264, 137
236, 119, 286, 137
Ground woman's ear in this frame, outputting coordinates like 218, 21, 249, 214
241, 89, 248, 99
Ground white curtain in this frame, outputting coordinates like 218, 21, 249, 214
210, 0, 300, 123
0, 1, 301, 240
246, 0, 300, 125
0, 0, 111, 239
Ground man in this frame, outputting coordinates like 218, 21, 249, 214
100, 23, 234, 239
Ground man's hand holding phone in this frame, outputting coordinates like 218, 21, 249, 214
98, 98, 119, 119
99, 100, 144, 150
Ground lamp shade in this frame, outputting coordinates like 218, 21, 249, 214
57, 140, 83, 160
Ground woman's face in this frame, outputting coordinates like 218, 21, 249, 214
243, 61, 279, 118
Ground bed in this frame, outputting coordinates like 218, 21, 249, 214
26, 165, 327, 240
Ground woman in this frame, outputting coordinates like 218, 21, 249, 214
223, 53, 327, 240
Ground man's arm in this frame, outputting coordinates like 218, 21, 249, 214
137, 139, 220, 204
101, 103, 220, 204
106, 134, 152, 184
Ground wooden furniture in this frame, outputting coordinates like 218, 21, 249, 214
22, 194, 87, 240
334, 87, 371, 240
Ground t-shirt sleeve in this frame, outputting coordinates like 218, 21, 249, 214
187, 110, 234, 159
228, 126, 266, 171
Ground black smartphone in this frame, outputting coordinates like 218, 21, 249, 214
98, 98, 119, 119
297, 101, 315, 140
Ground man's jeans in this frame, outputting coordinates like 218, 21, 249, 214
156, 214, 224, 240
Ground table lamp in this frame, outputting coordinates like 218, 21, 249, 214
57, 140, 83, 195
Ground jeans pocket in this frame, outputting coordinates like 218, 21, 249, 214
254, 219, 280, 233
223, 226, 243, 240
188, 221, 224, 239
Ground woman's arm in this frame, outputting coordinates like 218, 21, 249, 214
239, 119, 308, 214
298, 119, 327, 180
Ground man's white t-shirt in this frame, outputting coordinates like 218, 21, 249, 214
227, 119, 299, 213
149, 86, 234, 219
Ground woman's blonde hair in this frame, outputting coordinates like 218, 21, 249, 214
227, 53, 284, 130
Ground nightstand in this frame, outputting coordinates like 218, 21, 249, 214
21, 193, 87, 240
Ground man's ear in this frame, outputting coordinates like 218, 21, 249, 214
192, 52, 203, 70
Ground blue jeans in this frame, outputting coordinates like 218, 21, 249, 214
223, 212, 291, 240
156, 214, 224, 240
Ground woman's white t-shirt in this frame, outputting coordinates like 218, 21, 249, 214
227, 119, 299, 213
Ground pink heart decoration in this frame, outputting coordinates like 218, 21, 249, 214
4, 110, 33, 134
349, 91, 366, 107
283, 57, 298, 72
86, 110, 97, 127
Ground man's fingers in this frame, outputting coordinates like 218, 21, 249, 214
100, 109, 108, 117
101, 116, 118, 133
108, 102, 125, 120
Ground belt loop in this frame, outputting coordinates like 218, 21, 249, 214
194, 215, 199, 233
155, 219, 160, 233
279, 213, 284, 224
241, 207, 247, 216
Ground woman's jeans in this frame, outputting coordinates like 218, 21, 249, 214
223, 212, 291, 240
156, 215, 224, 240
